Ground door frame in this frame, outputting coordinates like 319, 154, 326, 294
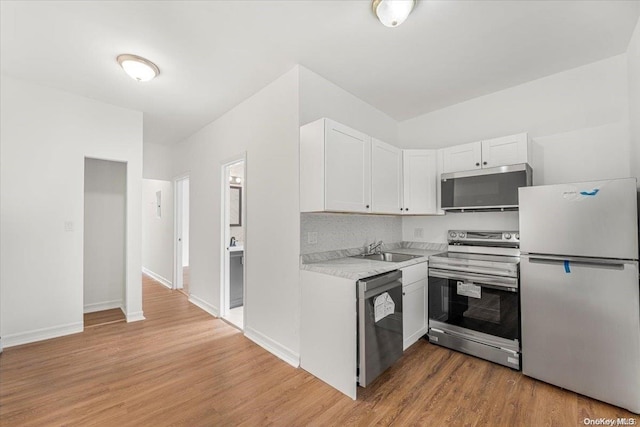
173, 173, 190, 291
83, 156, 128, 319
220, 153, 247, 323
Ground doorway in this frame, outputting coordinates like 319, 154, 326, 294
174, 176, 190, 296
221, 157, 245, 330
83, 158, 127, 327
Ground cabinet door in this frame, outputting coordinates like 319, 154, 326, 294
402, 150, 437, 215
324, 120, 371, 213
403, 278, 428, 350
481, 133, 528, 168
371, 139, 402, 214
441, 141, 482, 173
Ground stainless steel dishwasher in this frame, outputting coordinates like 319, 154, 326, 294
358, 270, 403, 387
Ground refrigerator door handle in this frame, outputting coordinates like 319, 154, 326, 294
526, 255, 627, 270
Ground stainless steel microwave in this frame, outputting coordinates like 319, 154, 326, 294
440, 163, 532, 212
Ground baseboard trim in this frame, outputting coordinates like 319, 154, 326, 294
244, 326, 300, 368
188, 294, 219, 317
125, 311, 145, 322
83, 300, 123, 314
142, 267, 172, 289
3, 322, 84, 348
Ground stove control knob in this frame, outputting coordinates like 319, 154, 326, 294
515, 233, 520, 240
504, 233, 512, 240
459, 232, 466, 238
449, 232, 457, 238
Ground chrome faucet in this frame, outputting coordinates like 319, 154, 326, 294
365, 240, 384, 255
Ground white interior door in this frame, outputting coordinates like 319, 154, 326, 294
174, 176, 189, 291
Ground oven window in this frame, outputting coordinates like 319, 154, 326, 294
428, 276, 519, 340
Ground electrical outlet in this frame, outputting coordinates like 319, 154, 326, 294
308, 232, 318, 245
64, 221, 74, 232
414, 228, 423, 238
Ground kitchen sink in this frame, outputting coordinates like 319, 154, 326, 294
350, 252, 422, 263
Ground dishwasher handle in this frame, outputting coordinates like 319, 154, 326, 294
358, 270, 402, 298
363, 279, 402, 299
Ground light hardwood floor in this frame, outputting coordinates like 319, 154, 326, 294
0, 275, 636, 426
84, 308, 126, 328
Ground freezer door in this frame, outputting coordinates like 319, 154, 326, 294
519, 178, 638, 260
520, 255, 640, 413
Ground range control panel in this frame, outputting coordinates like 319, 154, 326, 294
448, 230, 520, 244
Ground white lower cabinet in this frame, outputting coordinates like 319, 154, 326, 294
300, 270, 358, 399
402, 262, 429, 350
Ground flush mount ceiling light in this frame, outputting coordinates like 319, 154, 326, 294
117, 54, 160, 82
372, 0, 416, 28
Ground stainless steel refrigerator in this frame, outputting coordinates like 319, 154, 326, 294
519, 177, 640, 413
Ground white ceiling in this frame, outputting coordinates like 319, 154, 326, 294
1, 1, 639, 146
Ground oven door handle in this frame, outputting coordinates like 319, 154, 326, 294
428, 269, 518, 290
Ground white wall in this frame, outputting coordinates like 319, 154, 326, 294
84, 158, 126, 313
142, 179, 174, 286
143, 141, 174, 181
0, 75, 143, 347
398, 55, 631, 242
299, 66, 398, 144
399, 55, 629, 161
170, 67, 300, 365
628, 17, 640, 180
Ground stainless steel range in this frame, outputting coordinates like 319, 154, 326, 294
427, 230, 521, 369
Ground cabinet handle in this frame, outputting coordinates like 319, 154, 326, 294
403, 292, 406, 296
483, 161, 487, 165
400, 208, 403, 211
475, 162, 480, 167
405, 208, 409, 212
366, 205, 370, 209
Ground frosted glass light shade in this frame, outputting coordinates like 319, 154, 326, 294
372, 0, 416, 28
117, 54, 160, 82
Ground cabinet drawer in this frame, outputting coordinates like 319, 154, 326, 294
402, 262, 428, 285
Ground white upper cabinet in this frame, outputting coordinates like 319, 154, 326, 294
481, 133, 529, 169
441, 133, 530, 174
300, 118, 441, 215
402, 150, 437, 215
325, 121, 371, 212
371, 139, 403, 214
441, 141, 482, 173
300, 118, 371, 213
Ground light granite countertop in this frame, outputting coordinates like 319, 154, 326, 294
300, 242, 446, 281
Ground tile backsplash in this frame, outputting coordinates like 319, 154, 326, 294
300, 213, 402, 254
